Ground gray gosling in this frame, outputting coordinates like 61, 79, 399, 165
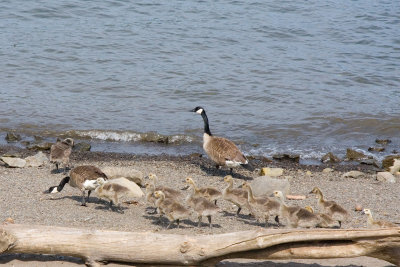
95, 177, 143, 213
50, 137, 74, 172
147, 173, 183, 200
154, 190, 191, 229
222, 175, 253, 216
273, 191, 321, 228
186, 178, 220, 228
185, 177, 222, 204
242, 182, 280, 227
362, 208, 397, 229
304, 205, 339, 228
309, 187, 349, 228
144, 182, 158, 214
191, 106, 253, 174
46, 165, 107, 206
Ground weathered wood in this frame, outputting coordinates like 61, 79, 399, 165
0, 224, 399, 266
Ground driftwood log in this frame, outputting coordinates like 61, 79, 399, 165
0, 224, 399, 266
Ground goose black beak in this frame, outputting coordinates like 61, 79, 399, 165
190, 108, 196, 112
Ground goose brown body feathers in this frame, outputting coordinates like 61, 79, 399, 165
50, 138, 74, 171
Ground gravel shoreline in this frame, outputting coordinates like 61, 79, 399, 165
0, 145, 398, 266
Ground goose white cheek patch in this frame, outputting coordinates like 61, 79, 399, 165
196, 109, 203, 114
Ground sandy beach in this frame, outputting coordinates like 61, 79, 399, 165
0, 145, 398, 266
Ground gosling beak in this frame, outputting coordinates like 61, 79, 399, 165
361, 211, 365, 215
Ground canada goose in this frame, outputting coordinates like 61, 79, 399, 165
154, 190, 191, 229
309, 187, 349, 228
144, 182, 158, 214
191, 106, 253, 174
242, 182, 280, 227
95, 177, 143, 213
185, 177, 222, 204
361, 208, 397, 228
147, 173, 183, 199
46, 165, 107, 206
50, 137, 74, 172
304, 205, 339, 228
222, 175, 253, 216
273, 191, 321, 228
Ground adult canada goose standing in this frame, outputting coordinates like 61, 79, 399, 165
191, 106, 252, 174
50, 137, 74, 172
46, 165, 107, 206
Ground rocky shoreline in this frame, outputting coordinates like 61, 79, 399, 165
0, 143, 398, 266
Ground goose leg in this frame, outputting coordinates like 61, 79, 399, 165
236, 207, 242, 215
55, 163, 59, 171
80, 191, 87, 206
214, 200, 217, 205
275, 215, 280, 227
338, 220, 342, 228
176, 219, 180, 228
229, 168, 233, 175
86, 190, 91, 203
207, 215, 212, 229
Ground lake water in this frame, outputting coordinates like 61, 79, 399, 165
1, 0, 400, 161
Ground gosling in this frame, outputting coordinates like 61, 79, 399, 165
154, 191, 191, 229
304, 205, 339, 228
186, 178, 220, 228
223, 175, 253, 216
185, 177, 222, 204
309, 187, 349, 228
242, 182, 280, 227
362, 208, 397, 229
95, 177, 144, 213
50, 137, 74, 172
147, 173, 183, 200
273, 191, 321, 228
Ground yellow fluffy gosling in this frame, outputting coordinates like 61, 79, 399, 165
154, 191, 191, 229
304, 205, 339, 228
223, 175, 253, 216
186, 183, 220, 228
185, 177, 222, 204
309, 187, 349, 228
242, 182, 280, 227
95, 177, 143, 213
362, 209, 397, 229
273, 191, 321, 228
147, 173, 183, 199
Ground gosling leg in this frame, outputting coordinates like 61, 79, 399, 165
275, 215, 280, 227
207, 215, 212, 229
236, 207, 242, 215
198, 215, 202, 227
86, 190, 91, 203
80, 191, 87, 206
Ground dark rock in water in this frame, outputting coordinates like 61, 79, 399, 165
189, 153, 202, 158
382, 155, 400, 171
20, 141, 30, 147
360, 159, 380, 168
345, 149, 368, 161
5, 132, 21, 142
247, 155, 272, 164
27, 142, 53, 151
73, 142, 91, 152
368, 147, 385, 152
375, 139, 391, 145
142, 133, 169, 144
321, 152, 341, 163
272, 153, 300, 163
33, 135, 43, 143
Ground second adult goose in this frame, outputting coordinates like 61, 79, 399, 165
191, 106, 253, 174
46, 165, 107, 206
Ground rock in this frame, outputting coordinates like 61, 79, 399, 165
368, 147, 385, 152
272, 153, 300, 163
142, 132, 169, 144
25, 151, 49, 167
305, 170, 312, 176
27, 142, 53, 151
101, 166, 144, 186
342, 171, 365, 178
322, 168, 333, 173
376, 172, 396, 183
5, 132, 21, 142
389, 159, 400, 174
382, 155, 400, 171
259, 167, 283, 177
250, 176, 290, 197
34, 135, 43, 143
73, 142, 91, 152
345, 148, 368, 161
375, 139, 391, 145
0, 157, 26, 168
1, 152, 22, 158
354, 204, 363, 212
321, 152, 341, 163
360, 159, 380, 168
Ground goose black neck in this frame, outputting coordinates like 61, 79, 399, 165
201, 111, 212, 136
57, 176, 70, 192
